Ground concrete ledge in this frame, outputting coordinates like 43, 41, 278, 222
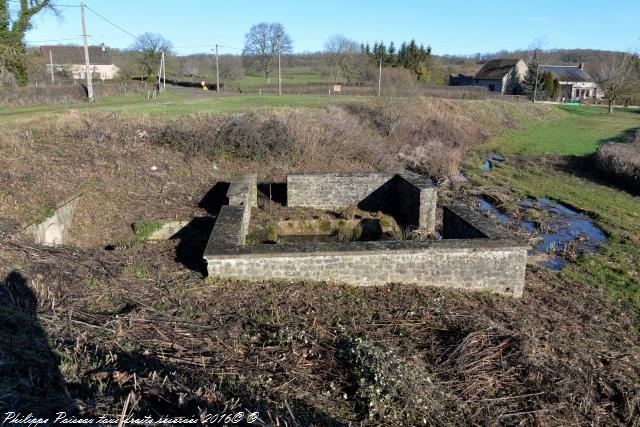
204, 205, 247, 253
24, 194, 81, 246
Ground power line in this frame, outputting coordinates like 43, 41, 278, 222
84, 4, 139, 41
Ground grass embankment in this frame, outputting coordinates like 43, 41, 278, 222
468, 105, 640, 306
0, 97, 553, 248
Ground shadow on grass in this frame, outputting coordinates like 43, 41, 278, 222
557, 155, 640, 197
174, 216, 215, 275
199, 182, 230, 216
0, 271, 70, 415
597, 126, 639, 145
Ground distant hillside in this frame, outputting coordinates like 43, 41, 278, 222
437, 48, 626, 76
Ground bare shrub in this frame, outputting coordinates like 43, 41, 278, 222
398, 140, 464, 183
0, 83, 144, 105
380, 67, 417, 96
595, 129, 640, 193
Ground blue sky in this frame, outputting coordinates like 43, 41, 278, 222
21, 0, 640, 55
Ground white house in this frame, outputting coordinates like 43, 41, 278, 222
40, 45, 120, 81
540, 63, 602, 100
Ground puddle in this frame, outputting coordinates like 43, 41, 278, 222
482, 153, 504, 172
478, 198, 510, 223
477, 196, 607, 270
521, 197, 606, 270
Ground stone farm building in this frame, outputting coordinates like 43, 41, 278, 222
40, 45, 120, 80
472, 58, 528, 95
540, 63, 602, 100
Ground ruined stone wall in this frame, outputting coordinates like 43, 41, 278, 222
204, 203, 528, 297
287, 172, 394, 210
392, 174, 437, 232
206, 239, 527, 297
286, 172, 436, 232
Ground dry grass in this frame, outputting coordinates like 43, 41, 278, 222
1, 237, 638, 424
595, 129, 640, 193
0, 83, 143, 105
0, 98, 555, 247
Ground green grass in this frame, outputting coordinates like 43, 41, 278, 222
133, 220, 164, 239
468, 104, 640, 306
228, 66, 336, 91
483, 105, 639, 156
0, 90, 369, 122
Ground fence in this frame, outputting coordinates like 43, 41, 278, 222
0, 81, 146, 106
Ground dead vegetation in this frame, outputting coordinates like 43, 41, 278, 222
595, 129, 640, 193
0, 99, 556, 247
0, 83, 144, 105
1, 235, 638, 425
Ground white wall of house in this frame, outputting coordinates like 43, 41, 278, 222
70, 64, 120, 80
50, 64, 120, 80
559, 81, 602, 99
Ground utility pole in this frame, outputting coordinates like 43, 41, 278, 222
80, 2, 93, 101
49, 49, 54, 84
377, 58, 382, 96
278, 47, 282, 96
161, 51, 166, 91
215, 44, 220, 92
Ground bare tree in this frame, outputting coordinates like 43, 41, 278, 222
219, 55, 244, 80
324, 34, 367, 83
182, 59, 199, 81
132, 32, 173, 77
596, 53, 637, 113
242, 22, 292, 83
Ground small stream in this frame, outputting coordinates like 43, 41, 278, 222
478, 197, 607, 270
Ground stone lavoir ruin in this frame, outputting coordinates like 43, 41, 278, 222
203, 172, 528, 297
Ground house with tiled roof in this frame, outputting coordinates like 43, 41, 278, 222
540, 63, 602, 99
473, 58, 528, 95
40, 45, 120, 80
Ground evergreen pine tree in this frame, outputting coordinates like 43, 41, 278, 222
387, 41, 396, 66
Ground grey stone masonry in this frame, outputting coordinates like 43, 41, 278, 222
203, 205, 247, 251
204, 196, 529, 297
287, 172, 394, 210
226, 174, 256, 235
286, 172, 437, 232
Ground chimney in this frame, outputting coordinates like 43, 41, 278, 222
578, 62, 584, 70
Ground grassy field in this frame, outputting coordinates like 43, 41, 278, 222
483, 105, 640, 155
468, 104, 640, 306
0, 90, 369, 123
229, 66, 336, 91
